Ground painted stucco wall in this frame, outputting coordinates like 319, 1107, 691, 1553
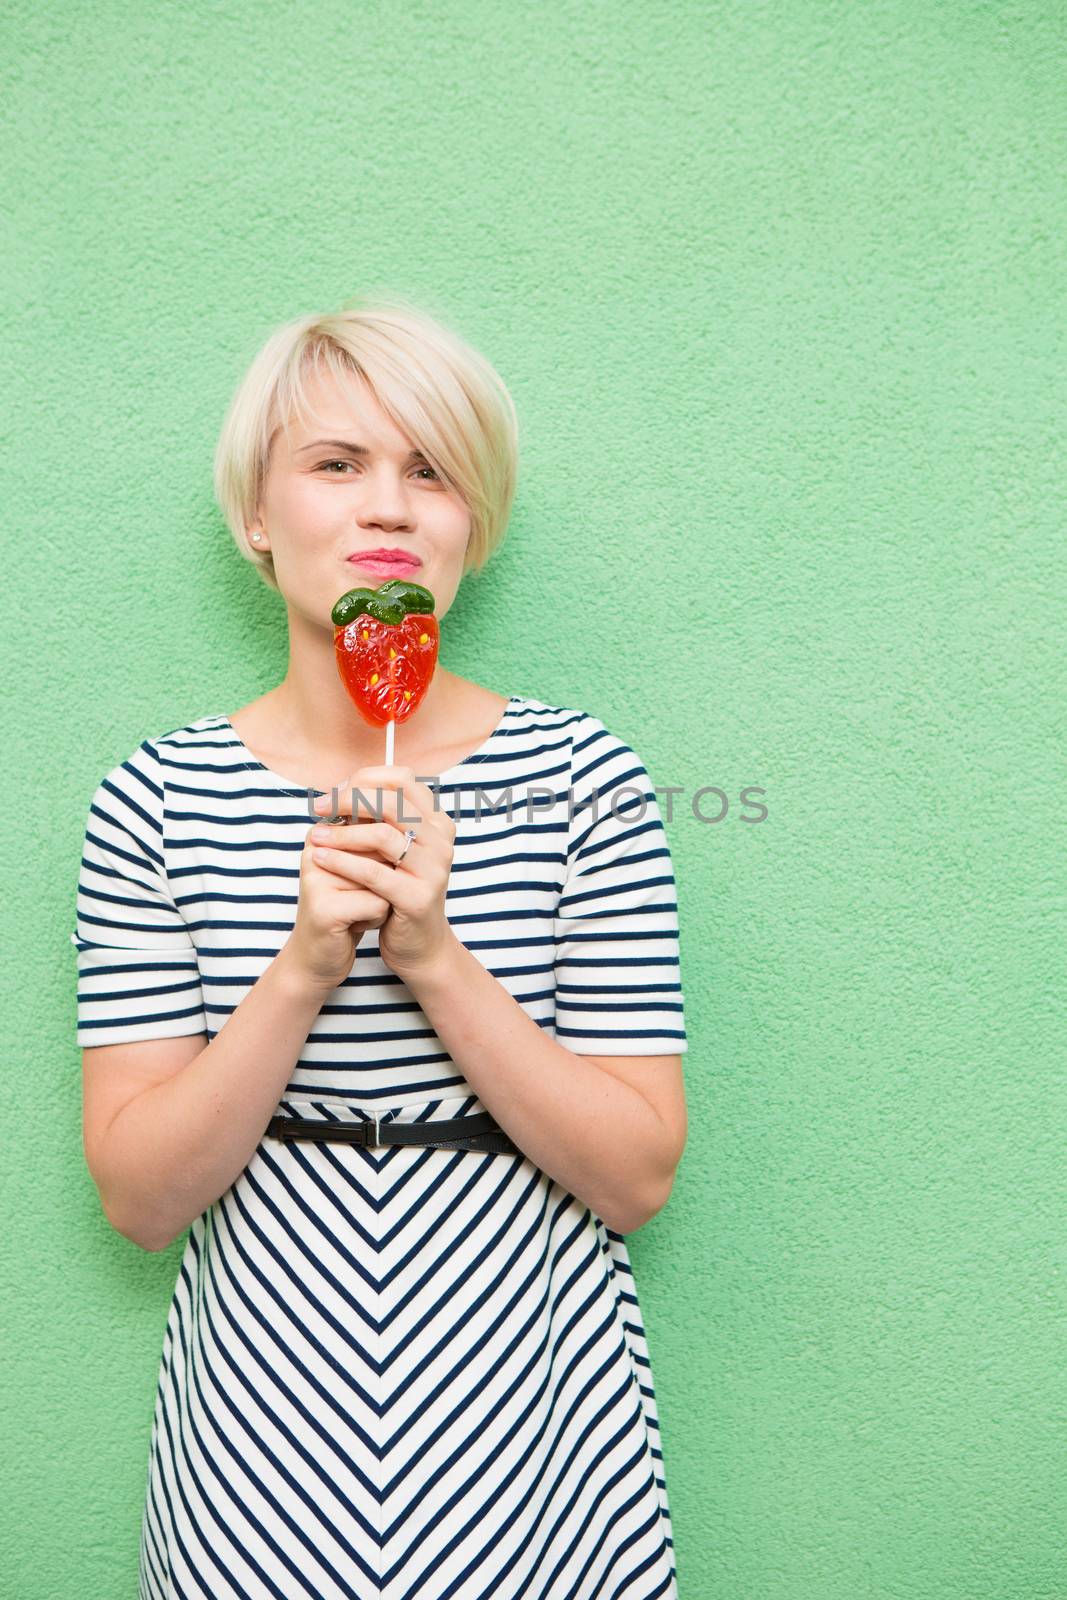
7, 2, 1062, 1594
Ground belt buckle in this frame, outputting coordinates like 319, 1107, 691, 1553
365, 1114, 380, 1148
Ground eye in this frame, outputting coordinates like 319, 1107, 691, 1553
315, 458, 442, 482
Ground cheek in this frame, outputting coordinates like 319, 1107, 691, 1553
422, 502, 471, 560
443, 501, 473, 548
279, 479, 343, 533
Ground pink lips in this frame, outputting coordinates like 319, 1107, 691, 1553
347, 548, 422, 578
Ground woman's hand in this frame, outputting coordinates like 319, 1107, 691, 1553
307, 764, 458, 983
284, 817, 396, 996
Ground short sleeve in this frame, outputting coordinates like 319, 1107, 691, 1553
553, 714, 688, 1056
69, 738, 208, 1047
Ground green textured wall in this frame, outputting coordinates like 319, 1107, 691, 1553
6, 2, 1063, 1595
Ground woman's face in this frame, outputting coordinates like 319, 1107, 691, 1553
251, 368, 472, 626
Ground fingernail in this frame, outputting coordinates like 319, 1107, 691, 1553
309, 825, 333, 843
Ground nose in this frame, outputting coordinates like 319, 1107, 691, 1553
355, 467, 415, 530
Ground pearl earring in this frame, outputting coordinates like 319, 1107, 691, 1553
251, 533, 262, 542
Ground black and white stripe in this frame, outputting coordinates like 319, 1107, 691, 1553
71, 695, 687, 1598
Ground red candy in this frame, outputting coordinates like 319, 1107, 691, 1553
331, 580, 439, 728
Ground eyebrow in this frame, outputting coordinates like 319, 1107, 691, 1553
295, 438, 428, 460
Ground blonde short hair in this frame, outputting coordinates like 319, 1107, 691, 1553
213, 294, 519, 593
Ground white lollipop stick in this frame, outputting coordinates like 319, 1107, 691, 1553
384, 718, 395, 766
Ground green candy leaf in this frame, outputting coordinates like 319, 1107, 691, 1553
366, 597, 406, 624
331, 588, 378, 626
331, 579, 437, 628
374, 579, 436, 615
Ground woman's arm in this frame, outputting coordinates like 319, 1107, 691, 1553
400, 931, 684, 1234
88, 944, 335, 1252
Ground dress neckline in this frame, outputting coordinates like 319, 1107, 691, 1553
215, 693, 525, 796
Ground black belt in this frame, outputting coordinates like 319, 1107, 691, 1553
265, 1110, 518, 1154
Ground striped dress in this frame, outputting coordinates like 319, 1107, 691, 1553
70, 694, 689, 1600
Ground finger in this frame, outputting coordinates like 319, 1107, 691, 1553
309, 843, 422, 912
303, 847, 392, 919
326, 766, 454, 843
322, 823, 421, 870
325, 767, 427, 829
308, 820, 405, 857
352, 768, 445, 823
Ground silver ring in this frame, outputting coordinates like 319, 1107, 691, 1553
396, 827, 417, 864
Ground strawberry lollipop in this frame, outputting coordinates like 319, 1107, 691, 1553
332, 578, 439, 763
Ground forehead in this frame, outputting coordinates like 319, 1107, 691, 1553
282, 367, 410, 452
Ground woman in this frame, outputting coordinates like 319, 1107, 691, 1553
71, 296, 689, 1598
